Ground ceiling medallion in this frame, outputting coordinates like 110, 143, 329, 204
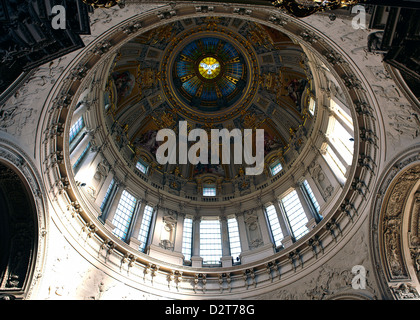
198, 57, 222, 80
161, 28, 259, 124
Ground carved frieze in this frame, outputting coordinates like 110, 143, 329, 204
243, 209, 263, 250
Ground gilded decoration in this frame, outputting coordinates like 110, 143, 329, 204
102, 16, 313, 187
160, 25, 259, 124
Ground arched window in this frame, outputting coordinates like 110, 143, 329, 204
280, 190, 309, 241
112, 190, 137, 241
69, 116, 85, 144
270, 161, 283, 176
328, 118, 353, 166
203, 186, 216, 196
323, 98, 355, 183
72, 142, 91, 173
302, 179, 321, 216
138, 205, 154, 252
200, 218, 222, 265
323, 143, 347, 182
100, 179, 115, 212
136, 160, 149, 174
265, 205, 284, 247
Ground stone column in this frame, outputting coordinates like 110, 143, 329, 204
95, 172, 114, 207
191, 216, 203, 268
256, 207, 273, 246
220, 216, 233, 267
150, 205, 165, 247
70, 133, 90, 166
173, 212, 185, 254
98, 176, 116, 222
128, 201, 146, 249
104, 183, 124, 232
236, 212, 250, 252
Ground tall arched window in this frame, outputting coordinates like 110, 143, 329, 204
69, 116, 85, 144
265, 205, 284, 247
328, 118, 353, 166
200, 218, 222, 265
112, 190, 137, 241
280, 190, 309, 241
322, 98, 355, 183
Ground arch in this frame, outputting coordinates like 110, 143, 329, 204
0, 143, 48, 300
370, 148, 420, 299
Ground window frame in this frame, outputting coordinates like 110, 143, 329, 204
199, 218, 223, 265
112, 190, 137, 241
138, 204, 154, 252
181, 216, 193, 262
203, 186, 217, 197
69, 116, 85, 144
265, 204, 284, 248
270, 161, 283, 176
280, 189, 309, 241
227, 216, 242, 263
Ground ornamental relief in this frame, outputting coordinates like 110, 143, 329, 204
382, 165, 420, 280
409, 192, 420, 282
308, 160, 333, 201
243, 209, 263, 250
159, 210, 178, 251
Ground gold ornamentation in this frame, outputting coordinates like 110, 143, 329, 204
81, 0, 124, 8
272, 0, 365, 18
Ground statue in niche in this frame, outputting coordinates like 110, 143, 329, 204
264, 131, 282, 155
286, 78, 307, 110
93, 161, 109, 184
111, 70, 135, 100
159, 212, 177, 251
136, 130, 159, 154
193, 162, 225, 177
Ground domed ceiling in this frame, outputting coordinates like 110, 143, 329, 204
103, 16, 315, 195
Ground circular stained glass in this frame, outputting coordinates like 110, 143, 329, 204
198, 57, 221, 79
173, 36, 247, 112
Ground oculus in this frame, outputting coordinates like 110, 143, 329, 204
172, 37, 247, 112
198, 57, 221, 80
